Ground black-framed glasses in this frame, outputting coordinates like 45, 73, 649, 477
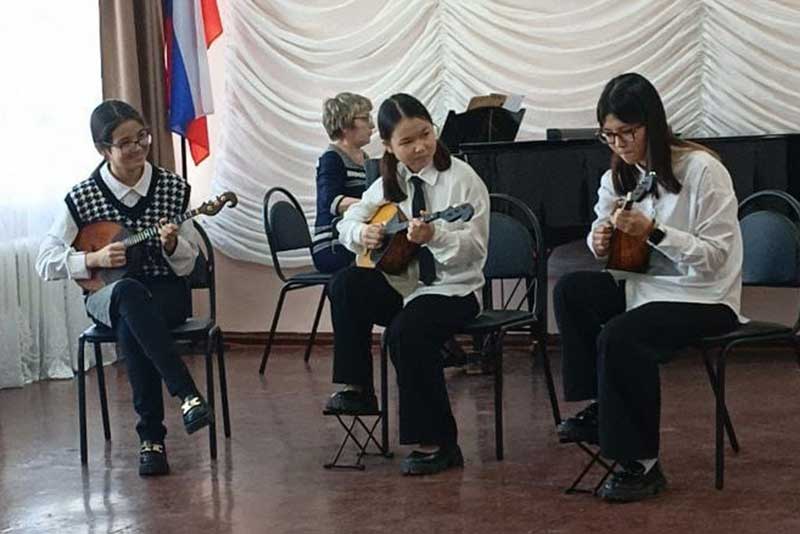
353, 114, 374, 126
596, 124, 643, 145
105, 129, 152, 154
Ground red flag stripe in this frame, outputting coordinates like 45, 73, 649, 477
201, 0, 223, 47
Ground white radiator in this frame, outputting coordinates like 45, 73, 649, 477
0, 238, 114, 389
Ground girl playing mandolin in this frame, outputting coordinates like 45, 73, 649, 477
36, 100, 213, 476
325, 93, 490, 476
554, 73, 743, 502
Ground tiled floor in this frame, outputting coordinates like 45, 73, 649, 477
1, 343, 800, 533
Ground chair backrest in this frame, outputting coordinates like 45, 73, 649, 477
263, 187, 312, 281
483, 194, 547, 316
738, 190, 800, 287
188, 220, 216, 321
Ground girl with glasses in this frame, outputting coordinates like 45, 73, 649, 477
35, 100, 213, 477
554, 72, 744, 502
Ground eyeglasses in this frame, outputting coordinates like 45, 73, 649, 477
353, 114, 374, 126
105, 129, 152, 154
596, 124, 643, 145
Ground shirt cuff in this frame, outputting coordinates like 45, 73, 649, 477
426, 224, 459, 263
68, 252, 91, 280
163, 236, 195, 275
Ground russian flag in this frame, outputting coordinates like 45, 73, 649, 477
163, 0, 222, 165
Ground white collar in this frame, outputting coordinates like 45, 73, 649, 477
398, 162, 438, 186
100, 161, 153, 200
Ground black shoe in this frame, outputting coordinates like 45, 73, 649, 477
181, 393, 214, 434
400, 445, 464, 476
324, 390, 379, 415
139, 441, 170, 476
598, 461, 668, 502
557, 402, 599, 444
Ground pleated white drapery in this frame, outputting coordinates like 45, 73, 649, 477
204, 0, 800, 265
0, 239, 115, 389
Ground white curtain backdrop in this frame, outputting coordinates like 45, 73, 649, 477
0, 3, 107, 388
205, 0, 800, 265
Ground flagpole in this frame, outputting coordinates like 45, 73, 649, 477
180, 135, 188, 180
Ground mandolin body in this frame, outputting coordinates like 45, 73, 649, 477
606, 228, 650, 273
73, 221, 143, 292
355, 204, 419, 274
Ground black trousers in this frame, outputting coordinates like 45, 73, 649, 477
553, 271, 737, 461
104, 278, 198, 442
329, 266, 479, 448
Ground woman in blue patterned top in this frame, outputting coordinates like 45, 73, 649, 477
312, 92, 374, 273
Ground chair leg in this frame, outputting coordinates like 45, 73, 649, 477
215, 329, 232, 438
494, 332, 504, 461
78, 337, 88, 465
381, 333, 390, 456
715, 347, 727, 490
538, 331, 562, 426
205, 338, 218, 460
794, 335, 800, 369
259, 285, 289, 374
304, 286, 327, 363
93, 343, 111, 441
702, 348, 739, 452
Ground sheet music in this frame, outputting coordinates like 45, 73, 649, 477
502, 94, 524, 112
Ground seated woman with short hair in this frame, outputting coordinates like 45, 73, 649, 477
312, 92, 374, 273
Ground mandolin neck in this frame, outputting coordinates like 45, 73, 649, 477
622, 192, 635, 211
120, 207, 201, 247
386, 211, 442, 235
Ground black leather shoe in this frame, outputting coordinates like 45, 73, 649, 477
181, 394, 214, 434
557, 402, 599, 444
400, 445, 464, 476
324, 390, 379, 414
598, 461, 667, 502
139, 441, 169, 476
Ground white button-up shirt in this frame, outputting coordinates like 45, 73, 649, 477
337, 157, 490, 304
589, 147, 744, 319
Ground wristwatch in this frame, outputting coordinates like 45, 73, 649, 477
648, 219, 666, 246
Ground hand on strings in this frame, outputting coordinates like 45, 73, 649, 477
158, 218, 179, 255
591, 223, 613, 257
407, 211, 434, 244
86, 241, 127, 269
361, 223, 386, 250
613, 209, 653, 239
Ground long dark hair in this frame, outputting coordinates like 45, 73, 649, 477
597, 73, 717, 196
90, 99, 145, 147
378, 93, 451, 202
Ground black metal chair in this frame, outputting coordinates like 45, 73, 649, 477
379, 193, 561, 461
258, 187, 332, 375
697, 189, 800, 489
76, 221, 232, 463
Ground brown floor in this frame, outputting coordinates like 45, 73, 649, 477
1, 343, 800, 534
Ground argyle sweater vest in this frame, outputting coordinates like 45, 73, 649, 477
65, 164, 190, 279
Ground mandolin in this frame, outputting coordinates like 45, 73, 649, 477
605, 172, 655, 273
73, 192, 238, 292
355, 203, 474, 275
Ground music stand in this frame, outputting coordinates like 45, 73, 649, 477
439, 107, 525, 153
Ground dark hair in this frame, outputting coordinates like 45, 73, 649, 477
596, 73, 717, 196
90, 99, 145, 146
377, 93, 451, 202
